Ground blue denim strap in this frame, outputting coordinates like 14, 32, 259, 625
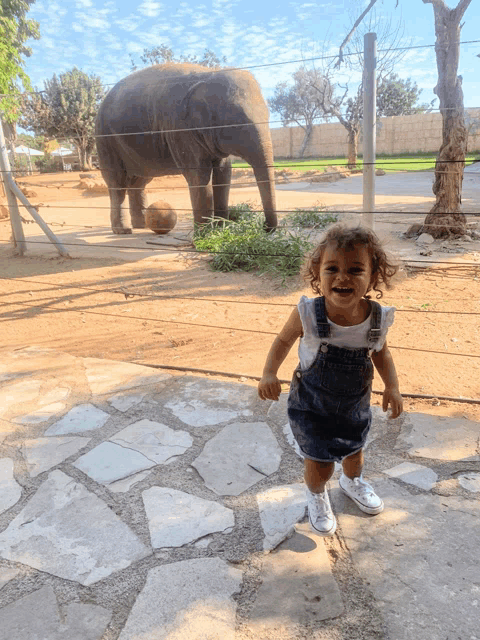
314, 296, 331, 338
367, 300, 382, 348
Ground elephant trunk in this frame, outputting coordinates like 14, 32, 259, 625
240, 134, 277, 231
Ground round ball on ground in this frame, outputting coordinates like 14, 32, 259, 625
145, 200, 177, 234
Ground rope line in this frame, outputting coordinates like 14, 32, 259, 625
2, 275, 480, 315
6, 157, 479, 176
1, 237, 480, 266
3, 297, 480, 359
3, 38, 479, 98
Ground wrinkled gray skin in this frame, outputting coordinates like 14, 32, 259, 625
95, 63, 277, 234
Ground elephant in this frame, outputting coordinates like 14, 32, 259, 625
95, 63, 277, 234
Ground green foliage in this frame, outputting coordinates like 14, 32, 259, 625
193, 204, 314, 280
284, 206, 338, 229
20, 68, 106, 169
35, 154, 61, 173
0, 1, 40, 122
16, 132, 45, 150
376, 74, 430, 117
130, 45, 227, 71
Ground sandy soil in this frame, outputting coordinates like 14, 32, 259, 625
1, 169, 480, 422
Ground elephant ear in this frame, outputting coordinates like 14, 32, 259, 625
181, 81, 211, 130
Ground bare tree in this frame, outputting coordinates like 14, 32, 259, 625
314, 9, 415, 168
338, 0, 473, 237
268, 68, 335, 158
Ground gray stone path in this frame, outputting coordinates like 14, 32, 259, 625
0, 346, 478, 639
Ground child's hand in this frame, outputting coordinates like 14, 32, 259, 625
382, 387, 403, 418
258, 374, 282, 401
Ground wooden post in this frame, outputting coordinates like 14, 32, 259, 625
0, 121, 26, 255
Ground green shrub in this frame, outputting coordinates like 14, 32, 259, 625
284, 205, 338, 229
193, 205, 314, 281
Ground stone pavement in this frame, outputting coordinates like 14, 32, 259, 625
0, 346, 479, 639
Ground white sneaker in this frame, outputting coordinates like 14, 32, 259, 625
339, 474, 384, 515
306, 487, 336, 536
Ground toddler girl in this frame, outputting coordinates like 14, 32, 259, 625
258, 225, 403, 536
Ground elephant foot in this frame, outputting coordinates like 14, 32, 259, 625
112, 227, 133, 235
131, 221, 146, 229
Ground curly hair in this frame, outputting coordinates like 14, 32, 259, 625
303, 224, 399, 299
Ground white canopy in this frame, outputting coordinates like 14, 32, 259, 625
12, 145, 44, 156
51, 147, 74, 157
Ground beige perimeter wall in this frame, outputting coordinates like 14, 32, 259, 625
270, 109, 480, 158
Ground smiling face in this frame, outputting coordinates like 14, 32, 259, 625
319, 242, 373, 314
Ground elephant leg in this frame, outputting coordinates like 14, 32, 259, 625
183, 167, 214, 226
212, 157, 232, 220
110, 187, 131, 235
128, 177, 150, 228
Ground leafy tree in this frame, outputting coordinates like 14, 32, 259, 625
0, 0, 40, 151
337, 0, 473, 237
268, 68, 335, 157
16, 132, 45, 150
130, 45, 227, 71
20, 68, 106, 169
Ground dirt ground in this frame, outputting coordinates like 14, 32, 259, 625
1, 169, 480, 423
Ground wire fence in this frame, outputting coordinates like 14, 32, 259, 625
2, 38, 480, 401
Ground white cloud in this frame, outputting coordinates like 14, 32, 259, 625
138, 1, 163, 17
115, 15, 142, 31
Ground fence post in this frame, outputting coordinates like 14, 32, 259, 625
0, 121, 26, 255
363, 32, 377, 229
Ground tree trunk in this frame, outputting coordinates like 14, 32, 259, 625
77, 144, 92, 170
422, 0, 471, 238
347, 127, 359, 169
298, 123, 313, 158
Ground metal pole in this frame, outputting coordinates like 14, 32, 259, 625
363, 32, 377, 229
0, 121, 26, 255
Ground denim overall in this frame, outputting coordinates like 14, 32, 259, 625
288, 296, 382, 462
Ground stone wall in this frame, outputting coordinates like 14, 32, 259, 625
270, 109, 480, 158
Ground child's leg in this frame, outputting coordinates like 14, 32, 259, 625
304, 458, 336, 535
342, 449, 364, 479
304, 458, 335, 493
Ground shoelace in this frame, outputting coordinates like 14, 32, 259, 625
352, 478, 375, 496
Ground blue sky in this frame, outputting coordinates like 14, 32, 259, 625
24, 0, 480, 120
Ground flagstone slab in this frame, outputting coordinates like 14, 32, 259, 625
192, 422, 282, 496
0, 470, 150, 585
0, 379, 42, 417
84, 358, 171, 395
384, 462, 438, 491
74, 442, 156, 485
256, 484, 307, 550
0, 585, 111, 640
142, 487, 235, 548
0, 458, 22, 515
458, 472, 480, 492
0, 567, 19, 591
164, 378, 255, 427
248, 525, 343, 632
110, 419, 193, 464
396, 412, 480, 461
11, 387, 70, 424
332, 477, 480, 640
108, 470, 151, 493
118, 558, 242, 640
22, 436, 91, 477
282, 423, 304, 458
108, 392, 146, 412
45, 404, 110, 436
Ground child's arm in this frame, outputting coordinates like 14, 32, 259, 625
258, 308, 303, 401
371, 340, 403, 418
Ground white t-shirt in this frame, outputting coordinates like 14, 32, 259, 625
297, 295, 395, 369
